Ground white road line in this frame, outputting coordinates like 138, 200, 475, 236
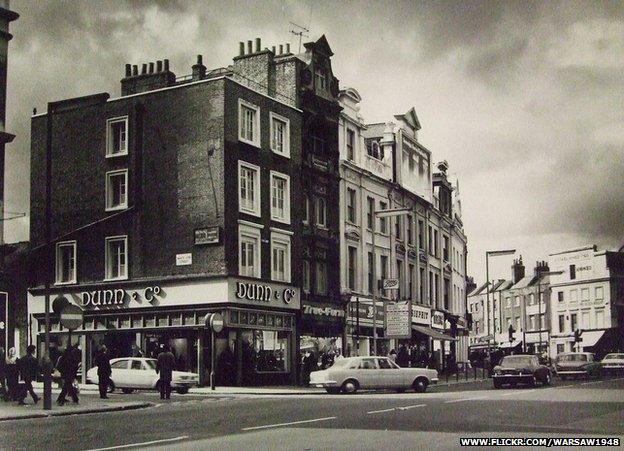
367, 408, 396, 414
85, 435, 189, 451
444, 396, 487, 403
555, 384, 574, 389
242, 416, 337, 431
397, 404, 426, 411
501, 390, 535, 396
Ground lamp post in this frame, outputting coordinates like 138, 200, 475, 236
485, 249, 516, 352
371, 207, 411, 356
536, 270, 564, 359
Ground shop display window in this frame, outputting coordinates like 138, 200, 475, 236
253, 330, 289, 373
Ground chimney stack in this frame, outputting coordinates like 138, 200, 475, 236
122, 58, 176, 96
148, 62, 155, 73
125, 64, 131, 77
511, 255, 525, 284
192, 54, 206, 81
164, 59, 170, 71
255, 37, 261, 53
141, 63, 147, 74
156, 60, 163, 72
286, 43, 291, 53
279, 44, 283, 54
271, 46, 276, 54
132, 65, 138, 76
239, 42, 245, 56
247, 40, 253, 54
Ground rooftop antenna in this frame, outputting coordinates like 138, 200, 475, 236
289, 21, 310, 53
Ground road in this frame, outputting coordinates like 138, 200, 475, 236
1, 377, 623, 450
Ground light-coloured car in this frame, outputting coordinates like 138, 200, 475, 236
600, 353, 624, 375
309, 356, 438, 394
554, 352, 601, 379
86, 357, 198, 394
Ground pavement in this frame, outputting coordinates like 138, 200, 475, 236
1, 376, 622, 450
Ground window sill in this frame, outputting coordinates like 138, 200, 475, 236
105, 151, 128, 159
55, 280, 77, 286
271, 148, 291, 159
106, 205, 129, 212
104, 276, 129, 282
239, 208, 262, 218
271, 215, 291, 226
239, 137, 261, 149
271, 277, 291, 284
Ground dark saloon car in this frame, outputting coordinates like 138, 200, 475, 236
492, 355, 552, 388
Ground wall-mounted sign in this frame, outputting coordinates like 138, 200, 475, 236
456, 316, 468, 329
347, 298, 385, 325
228, 279, 300, 310
382, 278, 400, 290
176, 253, 193, 266
303, 304, 345, 318
80, 286, 162, 309
431, 310, 445, 330
385, 302, 411, 338
195, 227, 220, 245
411, 304, 430, 326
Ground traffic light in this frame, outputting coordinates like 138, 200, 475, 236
508, 324, 516, 342
574, 329, 583, 343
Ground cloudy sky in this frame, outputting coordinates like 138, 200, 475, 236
3, 0, 623, 283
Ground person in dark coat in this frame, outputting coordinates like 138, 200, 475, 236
4, 347, 19, 401
156, 345, 175, 399
94, 345, 112, 399
17, 345, 40, 405
56, 345, 80, 405
397, 345, 409, 368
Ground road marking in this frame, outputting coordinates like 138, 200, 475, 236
397, 404, 426, 411
501, 390, 535, 396
444, 396, 487, 403
242, 416, 337, 431
86, 435, 189, 451
367, 408, 396, 414
555, 384, 574, 389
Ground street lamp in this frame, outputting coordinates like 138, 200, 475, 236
485, 249, 516, 349
536, 270, 564, 359
371, 207, 411, 356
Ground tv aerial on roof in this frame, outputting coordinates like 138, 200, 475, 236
289, 21, 310, 53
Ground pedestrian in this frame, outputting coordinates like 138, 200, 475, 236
4, 347, 19, 401
388, 349, 397, 363
302, 351, 316, 386
94, 345, 112, 399
0, 347, 6, 400
56, 345, 80, 405
17, 345, 39, 405
397, 345, 409, 368
156, 345, 175, 400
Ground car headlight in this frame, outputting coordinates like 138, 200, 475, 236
493, 368, 501, 375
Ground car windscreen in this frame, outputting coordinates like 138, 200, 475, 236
145, 360, 157, 370
557, 354, 588, 362
500, 356, 533, 368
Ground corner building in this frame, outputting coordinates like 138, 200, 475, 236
28, 40, 310, 386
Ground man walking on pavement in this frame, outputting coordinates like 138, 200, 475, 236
17, 345, 40, 405
156, 345, 175, 400
95, 345, 112, 399
56, 344, 80, 405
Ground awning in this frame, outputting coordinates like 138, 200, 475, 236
412, 324, 457, 341
499, 339, 522, 349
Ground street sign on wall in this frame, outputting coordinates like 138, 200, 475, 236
0, 292, 7, 351
385, 302, 412, 338
381, 278, 400, 290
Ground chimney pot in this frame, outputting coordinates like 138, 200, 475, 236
272, 46, 276, 54
286, 43, 291, 53
279, 44, 283, 54
156, 60, 163, 72
239, 42, 245, 55
125, 64, 131, 77
164, 59, 170, 71
247, 40, 253, 54
255, 37, 261, 52
141, 63, 147, 74
197, 54, 203, 65
132, 65, 138, 76
149, 62, 155, 73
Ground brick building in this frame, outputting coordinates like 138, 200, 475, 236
28, 39, 312, 386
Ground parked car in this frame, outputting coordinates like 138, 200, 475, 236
86, 357, 198, 394
554, 352, 602, 380
600, 353, 624, 376
309, 356, 438, 394
492, 355, 552, 389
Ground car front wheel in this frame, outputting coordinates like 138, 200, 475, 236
413, 378, 428, 393
341, 379, 358, 394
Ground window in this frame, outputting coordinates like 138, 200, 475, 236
408, 264, 415, 299
314, 196, 327, 227
347, 246, 357, 291
582, 311, 590, 329
514, 296, 520, 307
378, 358, 398, 369
515, 316, 521, 331
506, 297, 511, 308
433, 230, 439, 258
559, 315, 565, 333
303, 195, 310, 224
238, 99, 260, 147
418, 220, 424, 250
595, 309, 604, 328
270, 171, 290, 224
570, 289, 578, 302
312, 135, 325, 154
380, 255, 388, 280
347, 188, 357, 224
106, 116, 128, 157
366, 140, 384, 160
367, 197, 375, 230
395, 216, 402, 240
314, 69, 327, 90
270, 231, 291, 283
270, 112, 290, 157
55, 241, 76, 284
530, 315, 536, 331
434, 273, 439, 303
540, 314, 546, 330
397, 259, 404, 298
105, 169, 128, 211
570, 313, 578, 331
239, 223, 261, 278
251, 330, 290, 373
570, 264, 576, 280
367, 252, 374, 293
528, 293, 535, 305
557, 343, 565, 355
131, 360, 142, 371
419, 267, 425, 303
379, 202, 388, 234
316, 261, 327, 295
428, 226, 433, 254
443, 278, 450, 310
581, 288, 589, 302
407, 215, 413, 245
443, 236, 449, 262
346, 129, 355, 161
303, 260, 310, 293
239, 161, 261, 217
557, 291, 564, 303
111, 360, 127, 370
595, 286, 604, 301
429, 271, 434, 303
105, 236, 128, 280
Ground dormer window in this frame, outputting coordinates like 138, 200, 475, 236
367, 140, 383, 160
314, 69, 327, 90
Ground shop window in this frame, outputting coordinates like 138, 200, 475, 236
106, 116, 128, 157
238, 99, 260, 147
105, 235, 128, 280
253, 330, 290, 373
239, 161, 261, 217
270, 171, 290, 224
55, 241, 76, 285
105, 169, 128, 211
239, 223, 261, 278
270, 231, 291, 283
270, 112, 290, 157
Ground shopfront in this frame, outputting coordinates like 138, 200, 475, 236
299, 302, 346, 371
28, 277, 300, 386
346, 296, 387, 356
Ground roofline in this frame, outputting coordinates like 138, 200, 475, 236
548, 245, 597, 257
